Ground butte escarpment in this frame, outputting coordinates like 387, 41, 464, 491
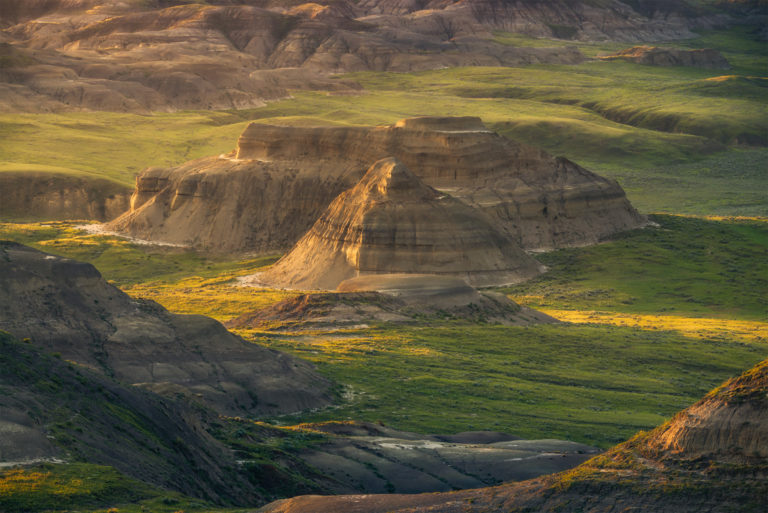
108, 116, 646, 253
258, 157, 543, 290
260, 359, 768, 513
0, 241, 332, 417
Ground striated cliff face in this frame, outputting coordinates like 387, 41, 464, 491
0, 0, 732, 112
108, 156, 363, 251
358, 0, 722, 41
259, 157, 543, 289
259, 359, 768, 513
0, 241, 332, 416
109, 117, 646, 253
0, 172, 130, 221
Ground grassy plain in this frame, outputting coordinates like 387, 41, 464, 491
0, 111, 254, 187
1, 215, 765, 448
502, 215, 768, 321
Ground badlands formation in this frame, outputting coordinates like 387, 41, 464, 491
0, 241, 332, 416
260, 359, 768, 512
109, 116, 646, 253
258, 157, 544, 290
0, 330, 265, 504
0, 0, 730, 112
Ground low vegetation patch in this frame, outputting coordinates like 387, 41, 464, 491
242, 321, 764, 448
0, 463, 154, 513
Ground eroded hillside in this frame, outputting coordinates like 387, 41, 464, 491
0, 0, 736, 112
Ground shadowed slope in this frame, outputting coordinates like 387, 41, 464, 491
0, 241, 332, 416
0, 331, 261, 505
0, 0, 734, 112
0, 0, 586, 112
229, 278, 556, 328
600, 45, 731, 68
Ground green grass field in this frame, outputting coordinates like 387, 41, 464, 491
249, 322, 765, 447
0, 111, 254, 187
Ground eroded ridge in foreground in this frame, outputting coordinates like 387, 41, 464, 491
0, 241, 332, 417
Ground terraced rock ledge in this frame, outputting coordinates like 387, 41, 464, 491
108, 116, 646, 253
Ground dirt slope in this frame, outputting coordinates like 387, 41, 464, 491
229, 278, 556, 328
0, 172, 130, 221
0, 331, 261, 504
0, 241, 332, 416
600, 45, 731, 68
0, 0, 587, 112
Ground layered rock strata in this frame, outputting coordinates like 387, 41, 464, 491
0, 241, 332, 416
257, 158, 544, 289
109, 117, 646, 252
644, 359, 768, 463
0, 1, 585, 112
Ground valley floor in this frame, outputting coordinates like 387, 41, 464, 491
0, 20, 766, 513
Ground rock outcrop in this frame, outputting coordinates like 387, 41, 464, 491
258, 358, 768, 512
0, 241, 332, 416
0, 1, 585, 112
600, 45, 731, 68
644, 358, 768, 463
229, 275, 555, 329
0, 172, 131, 221
257, 158, 543, 289
108, 117, 646, 253
0, 0, 732, 112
